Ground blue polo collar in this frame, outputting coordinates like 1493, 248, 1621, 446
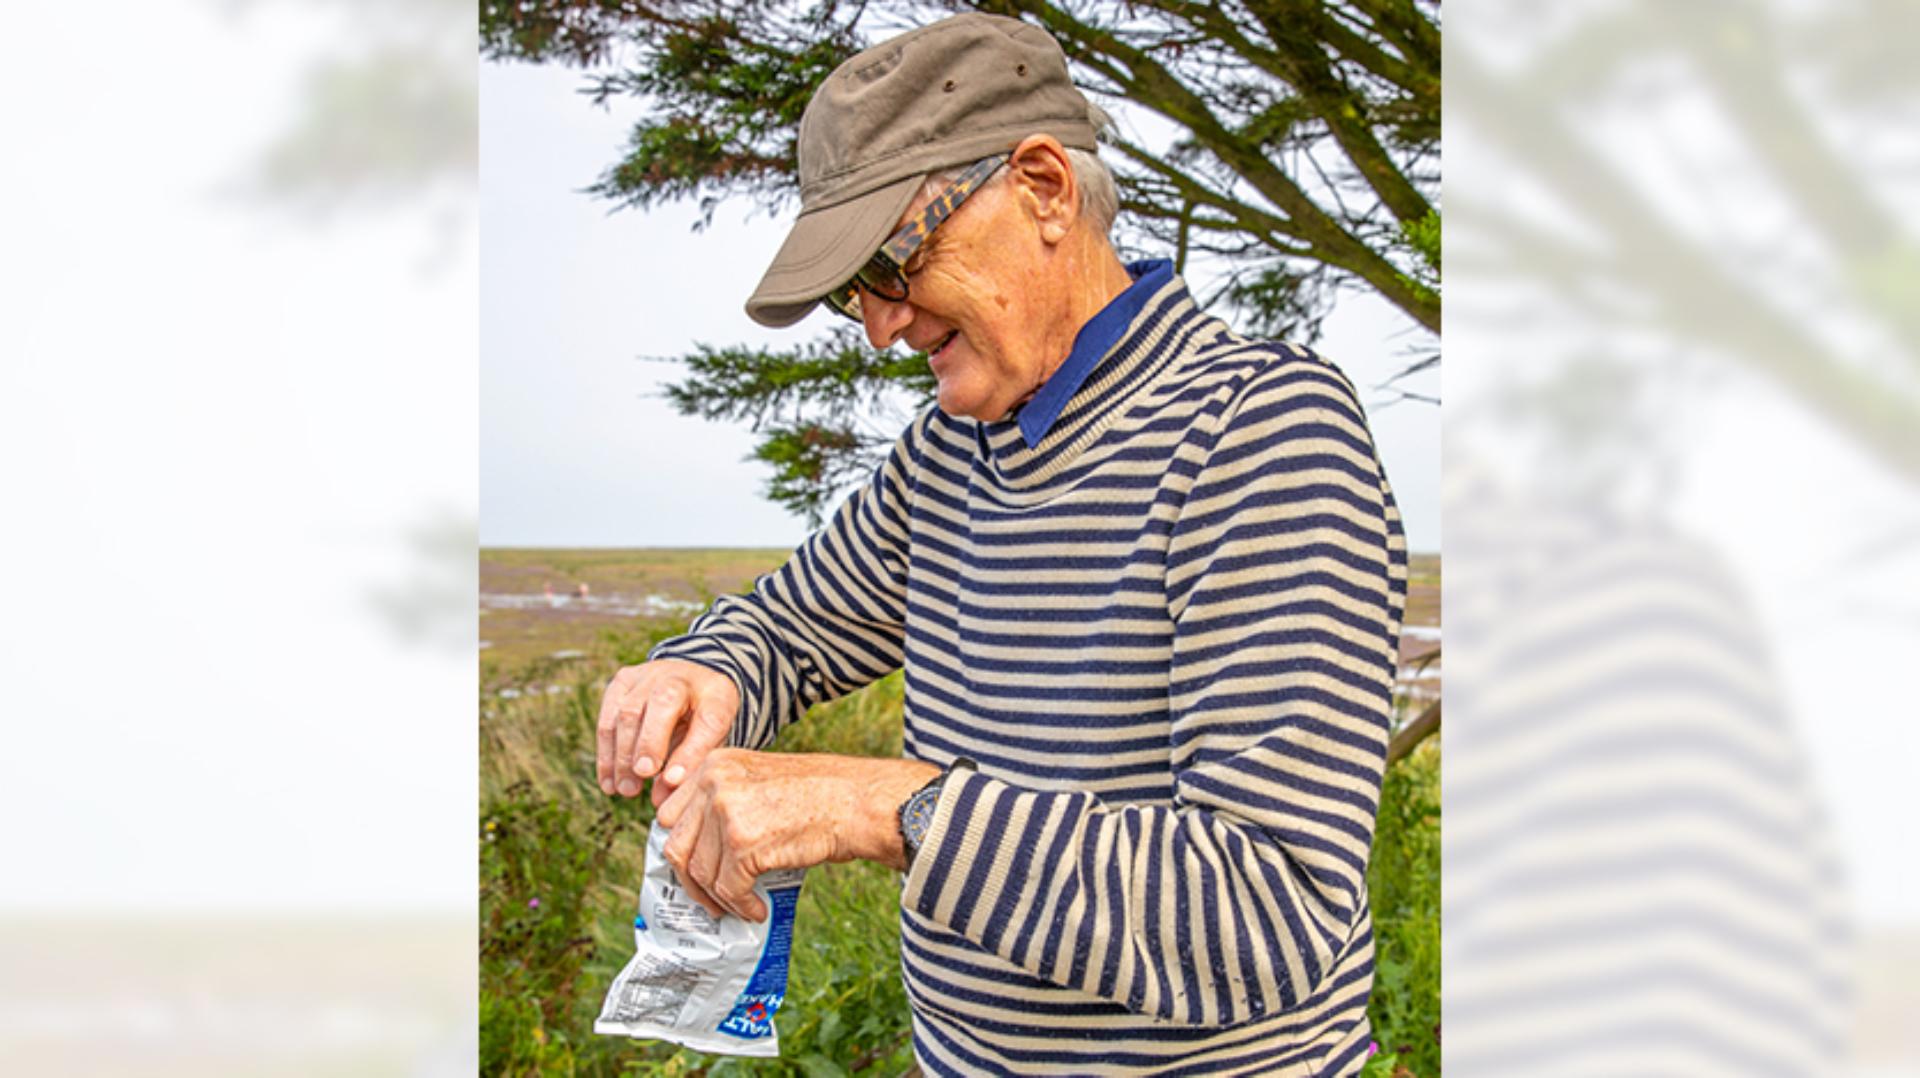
1016, 259, 1175, 448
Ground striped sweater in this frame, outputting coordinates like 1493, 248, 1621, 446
653, 273, 1408, 1075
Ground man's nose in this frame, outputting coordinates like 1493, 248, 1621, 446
859, 289, 915, 350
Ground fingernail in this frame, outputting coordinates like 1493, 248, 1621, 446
600, 779, 613, 795
618, 778, 640, 797
635, 755, 655, 777
663, 764, 685, 785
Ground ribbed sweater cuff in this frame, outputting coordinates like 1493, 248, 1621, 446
900, 768, 990, 921
899, 770, 1091, 953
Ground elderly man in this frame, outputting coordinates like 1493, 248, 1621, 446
596, 12, 1407, 1075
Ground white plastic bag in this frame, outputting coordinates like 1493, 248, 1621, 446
594, 822, 807, 1057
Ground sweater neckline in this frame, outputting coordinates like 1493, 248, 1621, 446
1016, 259, 1174, 448
977, 270, 1201, 492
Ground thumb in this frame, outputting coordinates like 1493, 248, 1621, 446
654, 699, 734, 801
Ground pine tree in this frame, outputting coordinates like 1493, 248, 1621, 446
482, 0, 1440, 520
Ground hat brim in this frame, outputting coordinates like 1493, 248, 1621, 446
745, 173, 926, 328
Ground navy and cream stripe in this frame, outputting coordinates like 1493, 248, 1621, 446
654, 272, 1408, 1075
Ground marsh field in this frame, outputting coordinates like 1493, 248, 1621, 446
481, 549, 1441, 1076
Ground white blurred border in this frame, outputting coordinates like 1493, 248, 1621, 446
0, 0, 476, 1071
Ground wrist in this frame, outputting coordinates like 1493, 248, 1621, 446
859, 759, 941, 869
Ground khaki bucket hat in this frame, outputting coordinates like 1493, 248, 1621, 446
745, 13, 1101, 327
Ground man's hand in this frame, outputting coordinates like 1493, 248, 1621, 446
656, 750, 940, 921
595, 659, 741, 806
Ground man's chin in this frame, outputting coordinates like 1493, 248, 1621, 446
933, 382, 986, 421
936, 396, 1007, 423
935, 401, 983, 420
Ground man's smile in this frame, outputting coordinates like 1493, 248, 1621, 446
927, 330, 960, 365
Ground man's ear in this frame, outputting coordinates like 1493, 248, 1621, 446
1007, 135, 1079, 245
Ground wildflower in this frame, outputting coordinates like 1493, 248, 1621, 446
528, 897, 541, 910
1368, 1041, 1380, 1057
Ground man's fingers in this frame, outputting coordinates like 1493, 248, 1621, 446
688, 823, 730, 916
595, 712, 617, 795
652, 701, 734, 808
651, 724, 690, 809
678, 872, 724, 921
715, 857, 766, 923
594, 669, 640, 795
662, 703, 732, 788
662, 818, 696, 875
611, 693, 646, 798
590, 660, 736, 801
662, 816, 724, 920
655, 772, 694, 830
632, 681, 691, 780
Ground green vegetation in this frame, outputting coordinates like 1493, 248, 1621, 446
1366, 740, 1442, 1077
481, 550, 1440, 1075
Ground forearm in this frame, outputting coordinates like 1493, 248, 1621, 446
900, 768, 1370, 1025
655, 750, 940, 921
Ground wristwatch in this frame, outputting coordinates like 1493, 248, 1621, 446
899, 757, 976, 868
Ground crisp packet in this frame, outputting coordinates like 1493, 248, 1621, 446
594, 822, 807, 1057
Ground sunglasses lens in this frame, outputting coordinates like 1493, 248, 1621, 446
823, 254, 907, 322
855, 256, 908, 302
823, 283, 862, 321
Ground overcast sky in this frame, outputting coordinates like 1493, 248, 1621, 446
480, 60, 1441, 552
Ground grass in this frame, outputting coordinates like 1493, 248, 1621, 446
480, 549, 1441, 1076
481, 549, 786, 681
1363, 739, 1442, 1077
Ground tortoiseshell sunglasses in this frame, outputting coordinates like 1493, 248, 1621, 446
823, 154, 1008, 322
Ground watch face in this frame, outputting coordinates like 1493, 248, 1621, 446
902, 785, 941, 852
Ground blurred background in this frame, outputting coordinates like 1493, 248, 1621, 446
1448, 0, 1918, 1074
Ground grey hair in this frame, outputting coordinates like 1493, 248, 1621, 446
921, 144, 1120, 237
